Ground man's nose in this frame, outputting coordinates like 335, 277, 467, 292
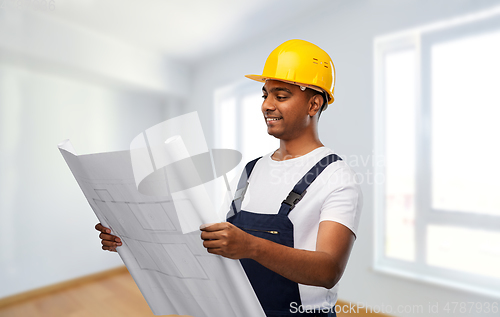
262, 97, 276, 113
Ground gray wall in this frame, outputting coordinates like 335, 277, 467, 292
0, 9, 187, 298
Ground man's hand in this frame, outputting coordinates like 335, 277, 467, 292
203, 220, 355, 288
95, 223, 122, 252
200, 222, 255, 259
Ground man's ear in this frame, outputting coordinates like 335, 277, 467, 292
308, 94, 324, 117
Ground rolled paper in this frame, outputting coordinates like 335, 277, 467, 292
164, 135, 219, 234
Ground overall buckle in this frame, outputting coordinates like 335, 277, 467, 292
282, 190, 307, 210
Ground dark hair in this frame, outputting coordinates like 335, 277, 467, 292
318, 91, 328, 120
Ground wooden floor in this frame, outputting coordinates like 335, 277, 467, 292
0, 270, 188, 317
0, 269, 390, 317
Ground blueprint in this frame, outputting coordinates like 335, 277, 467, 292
58, 113, 264, 317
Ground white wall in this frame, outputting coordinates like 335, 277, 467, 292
0, 9, 188, 299
0, 9, 190, 97
187, 1, 500, 316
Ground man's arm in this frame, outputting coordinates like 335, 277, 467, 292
200, 220, 355, 289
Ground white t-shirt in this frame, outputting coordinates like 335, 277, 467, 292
240, 146, 363, 308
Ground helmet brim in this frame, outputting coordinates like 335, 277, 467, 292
245, 74, 334, 105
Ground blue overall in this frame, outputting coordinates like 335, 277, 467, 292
226, 154, 341, 317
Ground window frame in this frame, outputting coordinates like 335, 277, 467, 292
374, 11, 500, 298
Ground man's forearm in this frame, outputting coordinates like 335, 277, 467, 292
247, 235, 340, 289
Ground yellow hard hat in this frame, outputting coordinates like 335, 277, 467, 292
246, 39, 336, 108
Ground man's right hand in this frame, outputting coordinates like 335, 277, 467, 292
95, 223, 122, 252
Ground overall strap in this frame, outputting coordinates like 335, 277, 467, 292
278, 153, 342, 216
228, 156, 262, 217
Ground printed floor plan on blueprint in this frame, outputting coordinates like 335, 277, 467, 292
58, 112, 265, 317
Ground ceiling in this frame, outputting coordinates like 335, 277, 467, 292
41, 0, 332, 62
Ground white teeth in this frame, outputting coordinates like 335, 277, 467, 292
266, 118, 281, 121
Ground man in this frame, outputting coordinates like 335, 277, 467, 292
96, 39, 362, 317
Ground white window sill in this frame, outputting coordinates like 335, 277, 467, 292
372, 264, 500, 300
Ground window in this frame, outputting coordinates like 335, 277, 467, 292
213, 81, 278, 214
374, 8, 500, 297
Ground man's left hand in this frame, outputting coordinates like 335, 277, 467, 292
200, 222, 254, 259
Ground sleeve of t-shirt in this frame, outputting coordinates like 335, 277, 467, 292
319, 164, 363, 238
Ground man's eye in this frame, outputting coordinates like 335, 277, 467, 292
276, 96, 287, 100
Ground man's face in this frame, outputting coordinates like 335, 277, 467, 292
261, 80, 315, 140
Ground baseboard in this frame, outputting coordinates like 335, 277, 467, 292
0, 265, 128, 309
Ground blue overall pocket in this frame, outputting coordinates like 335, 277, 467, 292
228, 210, 301, 316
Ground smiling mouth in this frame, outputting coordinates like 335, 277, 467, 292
266, 117, 282, 123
